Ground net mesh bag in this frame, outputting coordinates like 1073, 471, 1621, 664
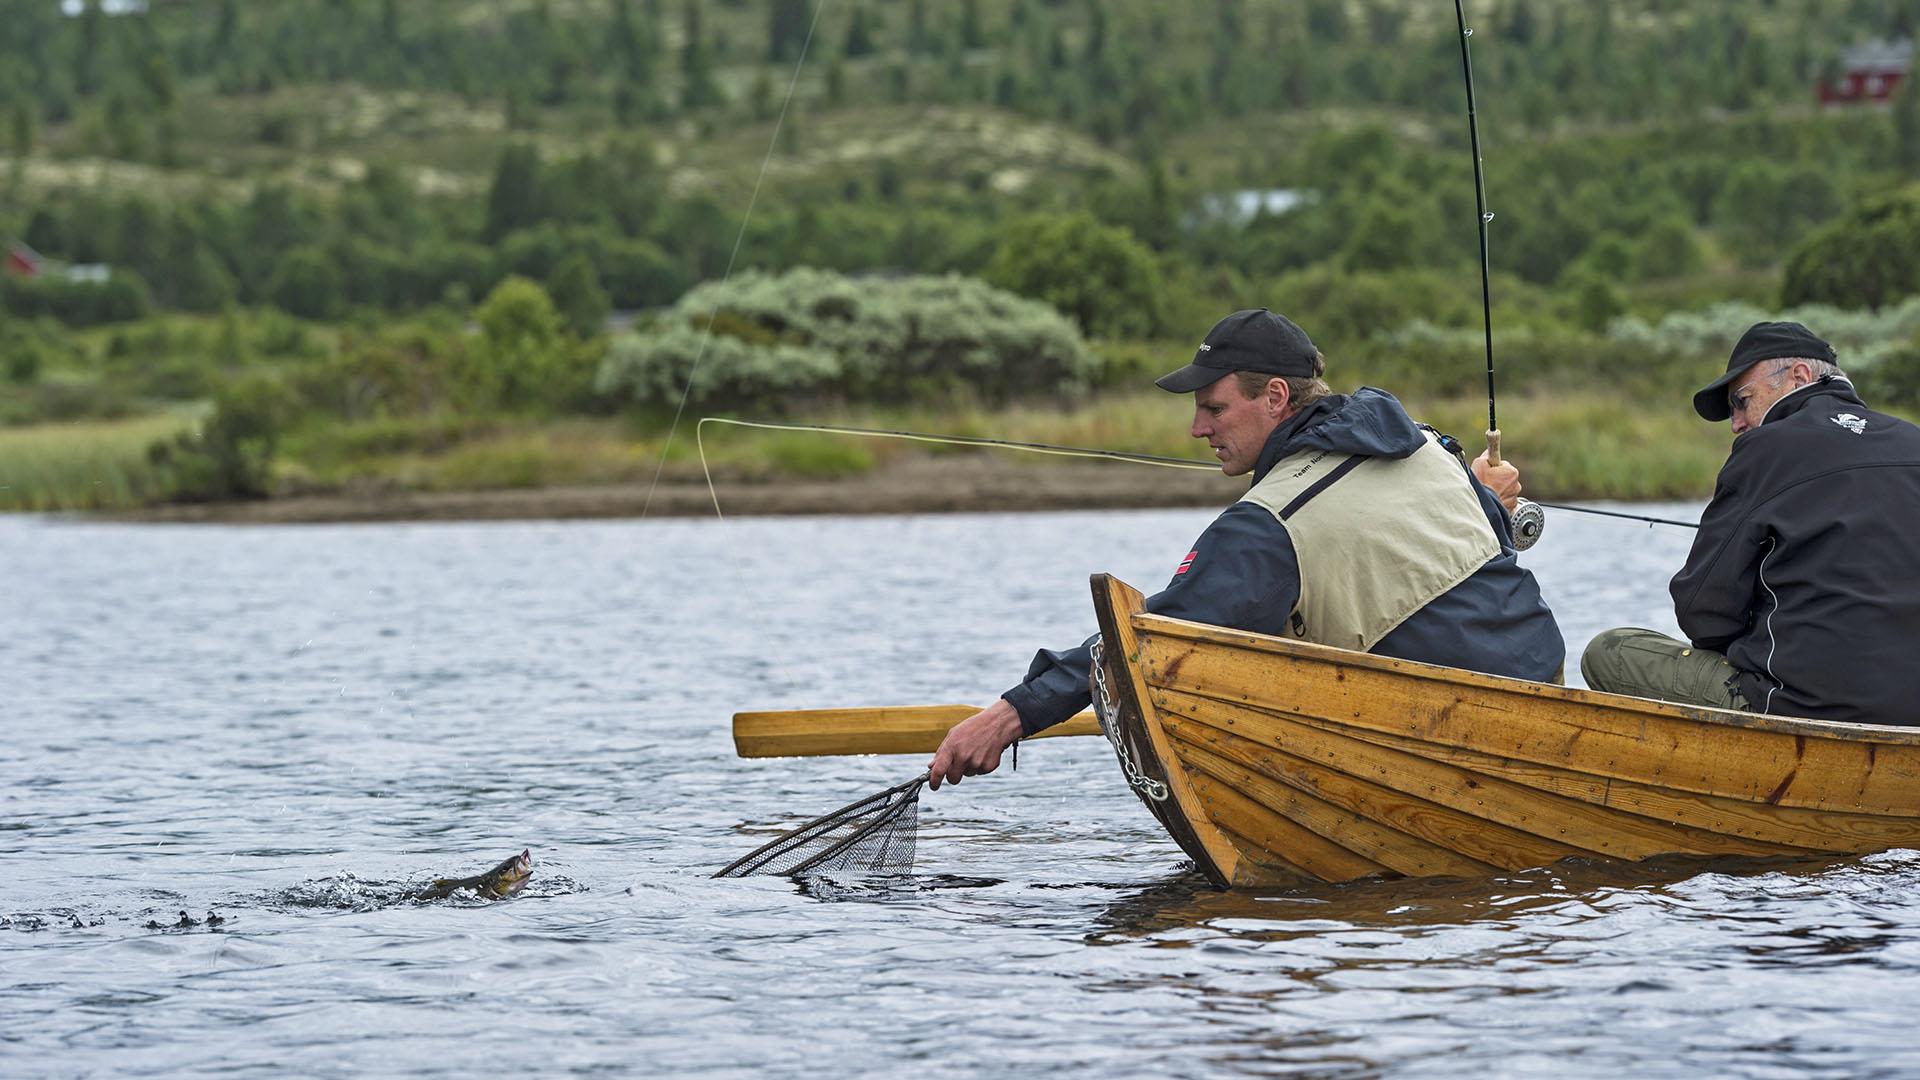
715, 775, 926, 878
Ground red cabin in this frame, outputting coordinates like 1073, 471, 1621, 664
1821, 39, 1913, 105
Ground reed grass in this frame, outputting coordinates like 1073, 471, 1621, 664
0, 415, 193, 511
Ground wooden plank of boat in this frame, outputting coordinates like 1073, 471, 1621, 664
1087, 573, 1920, 888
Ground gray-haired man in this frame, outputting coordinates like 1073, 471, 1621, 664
1582, 321, 1920, 724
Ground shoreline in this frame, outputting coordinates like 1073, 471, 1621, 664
99, 459, 1252, 524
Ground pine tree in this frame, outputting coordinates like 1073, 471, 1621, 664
485, 144, 544, 241
826, 58, 847, 106
777, 103, 802, 155
768, 0, 813, 63
681, 0, 724, 108
908, 0, 929, 54
214, 0, 240, 58
77, 0, 106, 95
548, 253, 611, 338
1896, 69, 1920, 174
750, 68, 775, 120
844, 5, 875, 58
961, 0, 986, 49
9, 103, 35, 161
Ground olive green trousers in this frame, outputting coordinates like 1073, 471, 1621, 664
1578, 627, 1752, 711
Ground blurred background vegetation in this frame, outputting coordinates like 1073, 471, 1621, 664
7, 0, 1920, 510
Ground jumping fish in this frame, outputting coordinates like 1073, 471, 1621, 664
414, 849, 533, 901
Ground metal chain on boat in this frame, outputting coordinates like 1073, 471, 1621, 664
1090, 641, 1169, 803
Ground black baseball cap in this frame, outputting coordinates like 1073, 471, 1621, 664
1693, 321, 1836, 421
1154, 309, 1320, 394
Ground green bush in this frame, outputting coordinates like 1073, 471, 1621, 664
296, 326, 460, 421
1860, 340, 1920, 409
601, 239, 690, 309
266, 247, 345, 320
151, 373, 298, 501
457, 276, 596, 411
596, 325, 840, 412
1633, 217, 1707, 280
4, 345, 43, 384
1783, 186, 1920, 310
594, 269, 1097, 412
0, 317, 64, 385
984, 213, 1164, 338
1, 272, 150, 325
1265, 266, 1487, 345
1609, 297, 1920, 369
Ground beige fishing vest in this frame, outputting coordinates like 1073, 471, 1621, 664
1240, 434, 1503, 652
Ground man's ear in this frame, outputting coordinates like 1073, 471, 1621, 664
1266, 376, 1292, 418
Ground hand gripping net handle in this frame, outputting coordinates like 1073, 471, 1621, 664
714, 774, 927, 878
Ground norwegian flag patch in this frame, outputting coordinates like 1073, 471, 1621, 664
1175, 550, 1198, 576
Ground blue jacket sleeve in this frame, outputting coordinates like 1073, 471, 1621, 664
1000, 503, 1301, 736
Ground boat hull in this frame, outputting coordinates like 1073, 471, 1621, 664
1087, 574, 1920, 888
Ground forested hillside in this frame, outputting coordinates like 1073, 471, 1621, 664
5, 0, 1920, 511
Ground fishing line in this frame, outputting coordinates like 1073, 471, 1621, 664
694, 419, 1701, 529
638, 1, 828, 520
694, 417, 1216, 520
1533, 502, 1699, 529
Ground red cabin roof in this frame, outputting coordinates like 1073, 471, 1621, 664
4, 241, 43, 278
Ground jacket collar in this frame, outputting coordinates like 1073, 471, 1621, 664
1250, 395, 1346, 483
1759, 376, 1863, 428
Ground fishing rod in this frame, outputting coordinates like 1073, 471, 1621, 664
1453, 0, 1547, 551
696, 417, 1702, 529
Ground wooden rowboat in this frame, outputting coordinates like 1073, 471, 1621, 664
1087, 573, 1920, 889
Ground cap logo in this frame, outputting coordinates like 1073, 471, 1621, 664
1197, 344, 1211, 352
1833, 413, 1867, 435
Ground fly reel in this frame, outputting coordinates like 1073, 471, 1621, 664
1509, 498, 1546, 551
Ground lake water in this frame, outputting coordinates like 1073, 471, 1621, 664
7, 505, 1919, 1077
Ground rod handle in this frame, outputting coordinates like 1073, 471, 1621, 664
1485, 429, 1503, 467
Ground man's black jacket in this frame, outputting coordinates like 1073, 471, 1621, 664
1672, 378, 1920, 724
1002, 389, 1565, 736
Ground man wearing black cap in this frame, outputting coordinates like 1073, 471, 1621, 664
1581, 321, 1920, 724
928, 309, 1565, 789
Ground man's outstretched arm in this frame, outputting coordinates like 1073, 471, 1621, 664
927, 503, 1300, 790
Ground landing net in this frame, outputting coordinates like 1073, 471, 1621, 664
714, 775, 925, 878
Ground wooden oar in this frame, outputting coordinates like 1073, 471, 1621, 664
733, 705, 1100, 758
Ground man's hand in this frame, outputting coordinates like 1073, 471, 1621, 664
1470, 451, 1523, 514
926, 698, 1024, 791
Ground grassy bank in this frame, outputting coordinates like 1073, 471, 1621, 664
237, 386, 1739, 510
0, 414, 196, 512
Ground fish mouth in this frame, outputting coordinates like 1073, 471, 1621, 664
495, 850, 533, 896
